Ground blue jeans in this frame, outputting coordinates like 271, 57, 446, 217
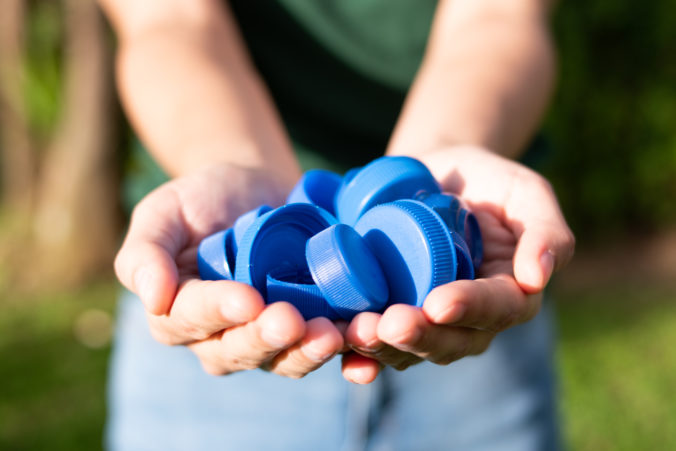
106, 292, 560, 451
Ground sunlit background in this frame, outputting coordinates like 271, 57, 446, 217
1, 1, 674, 449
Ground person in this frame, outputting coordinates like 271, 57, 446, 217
99, 0, 575, 449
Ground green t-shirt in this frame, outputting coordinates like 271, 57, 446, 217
124, 0, 439, 209
123, 0, 547, 210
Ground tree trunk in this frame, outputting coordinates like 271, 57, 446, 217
0, 0, 35, 211
30, 0, 120, 287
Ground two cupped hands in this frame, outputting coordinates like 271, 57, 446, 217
114, 146, 575, 384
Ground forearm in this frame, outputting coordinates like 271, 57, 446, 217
101, 0, 300, 188
387, 0, 556, 159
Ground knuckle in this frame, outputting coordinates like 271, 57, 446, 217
227, 355, 262, 371
439, 335, 471, 365
470, 334, 494, 356
177, 321, 211, 342
521, 299, 542, 323
491, 309, 519, 332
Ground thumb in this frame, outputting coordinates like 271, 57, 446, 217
115, 189, 187, 315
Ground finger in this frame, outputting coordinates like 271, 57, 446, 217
505, 175, 575, 293
341, 352, 382, 385
115, 188, 187, 315
344, 312, 422, 369
422, 276, 542, 332
378, 304, 494, 364
189, 301, 306, 376
147, 280, 265, 345
266, 317, 344, 378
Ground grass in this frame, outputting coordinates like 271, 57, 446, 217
0, 281, 116, 450
555, 283, 676, 450
0, 279, 674, 450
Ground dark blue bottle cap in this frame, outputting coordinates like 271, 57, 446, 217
233, 205, 273, 249
306, 224, 389, 321
286, 169, 342, 215
417, 192, 461, 230
354, 199, 456, 308
450, 230, 475, 280
266, 274, 340, 321
234, 204, 338, 297
456, 208, 483, 270
197, 228, 236, 280
335, 156, 441, 226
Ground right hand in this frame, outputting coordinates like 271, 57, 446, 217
114, 163, 344, 378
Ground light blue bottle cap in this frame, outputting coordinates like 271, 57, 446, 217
456, 208, 483, 270
286, 169, 342, 215
334, 166, 361, 213
417, 192, 461, 230
306, 224, 389, 320
197, 228, 236, 280
234, 204, 337, 297
335, 156, 441, 226
233, 205, 273, 248
354, 199, 456, 307
450, 230, 475, 280
266, 273, 340, 321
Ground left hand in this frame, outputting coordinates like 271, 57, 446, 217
340, 146, 575, 384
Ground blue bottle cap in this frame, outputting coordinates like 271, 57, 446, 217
234, 204, 338, 297
354, 199, 456, 307
456, 208, 483, 270
266, 274, 340, 321
450, 230, 475, 280
417, 192, 462, 230
335, 156, 441, 225
286, 169, 342, 215
306, 224, 389, 321
197, 228, 236, 280
333, 166, 361, 213
233, 205, 273, 249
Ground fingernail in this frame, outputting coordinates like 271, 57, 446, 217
303, 346, 335, 362
427, 301, 465, 324
540, 251, 555, 286
222, 297, 254, 324
261, 328, 291, 348
445, 302, 466, 324
133, 267, 153, 307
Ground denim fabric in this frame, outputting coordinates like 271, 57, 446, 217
106, 292, 559, 451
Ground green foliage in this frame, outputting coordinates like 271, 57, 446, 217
545, 2, 676, 239
23, 0, 64, 142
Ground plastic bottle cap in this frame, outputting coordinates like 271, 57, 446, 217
233, 205, 273, 249
450, 230, 474, 280
354, 199, 456, 308
197, 228, 236, 280
333, 166, 361, 213
335, 156, 441, 226
266, 273, 340, 321
456, 208, 483, 270
306, 224, 389, 320
286, 169, 342, 215
417, 192, 461, 230
234, 204, 337, 297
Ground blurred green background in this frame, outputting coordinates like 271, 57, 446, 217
0, 1, 674, 450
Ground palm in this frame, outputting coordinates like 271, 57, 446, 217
341, 147, 574, 383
